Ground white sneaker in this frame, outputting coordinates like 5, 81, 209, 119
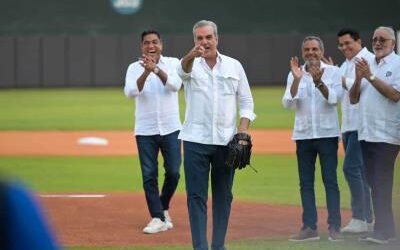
164, 210, 173, 229
341, 218, 368, 233
143, 218, 168, 234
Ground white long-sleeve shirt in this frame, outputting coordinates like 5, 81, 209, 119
282, 61, 342, 140
177, 52, 256, 145
358, 52, 400, 145
124, 56, 182, 136
339, 47, 374, 133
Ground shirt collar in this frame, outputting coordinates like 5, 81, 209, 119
301, 60, 327, 72
376, 51, 396, 65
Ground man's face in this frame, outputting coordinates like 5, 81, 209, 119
194, 25, 218, 59
302, 39, 323, 66
338, 34, 362, 60
141, 33, 163, 62
372, 29, 395, 60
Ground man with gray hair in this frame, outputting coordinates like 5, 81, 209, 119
282, 36, 343, 241
177, 20, 256, 250
350, 26, 400, 244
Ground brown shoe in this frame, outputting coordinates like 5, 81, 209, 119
328, 228, 344, 242
289, 227, 320, 242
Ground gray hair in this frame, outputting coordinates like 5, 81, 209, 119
302, 36, 324, 51
192, 20, 218, 40
375, 26, 396, 41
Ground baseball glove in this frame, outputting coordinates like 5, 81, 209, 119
226, 132, 254, 171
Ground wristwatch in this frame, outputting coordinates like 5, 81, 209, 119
153, 66, 160, 74
368, 74, 375, 82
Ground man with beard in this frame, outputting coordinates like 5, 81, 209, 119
282, 36, 343, 242
124, 30, 182, 234
350, 26, 400, 244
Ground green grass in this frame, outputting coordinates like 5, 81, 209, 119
0, 87, 293, 130
1, 155, 399, 210
67, 237, 400, 250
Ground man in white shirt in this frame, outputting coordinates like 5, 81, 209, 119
282, 36, 343, 242
124, 30, 182, 234
178, 20, 256, 250
336, 28, 373, 234
350, 26, 400, 244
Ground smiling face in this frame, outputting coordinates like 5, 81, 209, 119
194, 25, 218, 60
141, 33, 163, 62
372, 28, 395, 61
338, 34, 362, 60
302, 39, 323, 67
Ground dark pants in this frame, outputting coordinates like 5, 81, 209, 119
183, 141, 235, 250
342, 131, 373, 222
136, 130, 181, 220
296, 137, 341, 230
360, 141, 399, 238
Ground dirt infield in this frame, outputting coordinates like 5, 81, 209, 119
1, 130, 347, 247
40, 193, 351, 247
0, 129, 344, 156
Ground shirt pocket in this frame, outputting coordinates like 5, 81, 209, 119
191, 71, 209, 91
295, 116, 309, 131
216, 75, 239, 95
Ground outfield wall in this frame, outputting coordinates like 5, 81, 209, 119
0, 32, 375, 88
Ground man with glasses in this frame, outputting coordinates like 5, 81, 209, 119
350, 26, 400, 244
335, 28, 374, 234
283, 36, 343, 242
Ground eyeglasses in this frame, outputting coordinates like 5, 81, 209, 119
372, 37, 392, 44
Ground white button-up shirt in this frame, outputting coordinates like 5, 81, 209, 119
177, 52, 256, 145
282, 61, 342, 140
124, 56, 182, 136
358, 51, 400, 145
339, 47, 374, 133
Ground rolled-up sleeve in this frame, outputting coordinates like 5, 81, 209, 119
282, 72, 298, 109
237, 63, 256, 121
177, 61, 192, 82
124, 63, 141, 98
164, 58, 182, 92
326, 68, 342, 105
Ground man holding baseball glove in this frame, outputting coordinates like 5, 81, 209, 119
177, 20, 256, 250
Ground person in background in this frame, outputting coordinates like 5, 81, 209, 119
282, 36, 343, 242
124, 30, 182, 234
349, 26, 400, 244
335, 28, 374, 234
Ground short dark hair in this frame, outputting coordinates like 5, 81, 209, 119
141, 30, 161, 42
337, 28, 360, 41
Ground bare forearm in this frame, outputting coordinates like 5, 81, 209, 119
181, 53, 195, 73
349, 79, 361, 104
370, 77, 400, 102
238, 118, 251, 133
136, 71, 150, 92
290, 78, 300, 98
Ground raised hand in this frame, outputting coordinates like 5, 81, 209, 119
308, 65, 324, 85
321, 56, 334, 66
290, 57, 303, 80
355, 57, 372, 79
191, 44, 205, 58
139, 54, 156, 72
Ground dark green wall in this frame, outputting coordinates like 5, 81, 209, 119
1, 0, 399, 34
